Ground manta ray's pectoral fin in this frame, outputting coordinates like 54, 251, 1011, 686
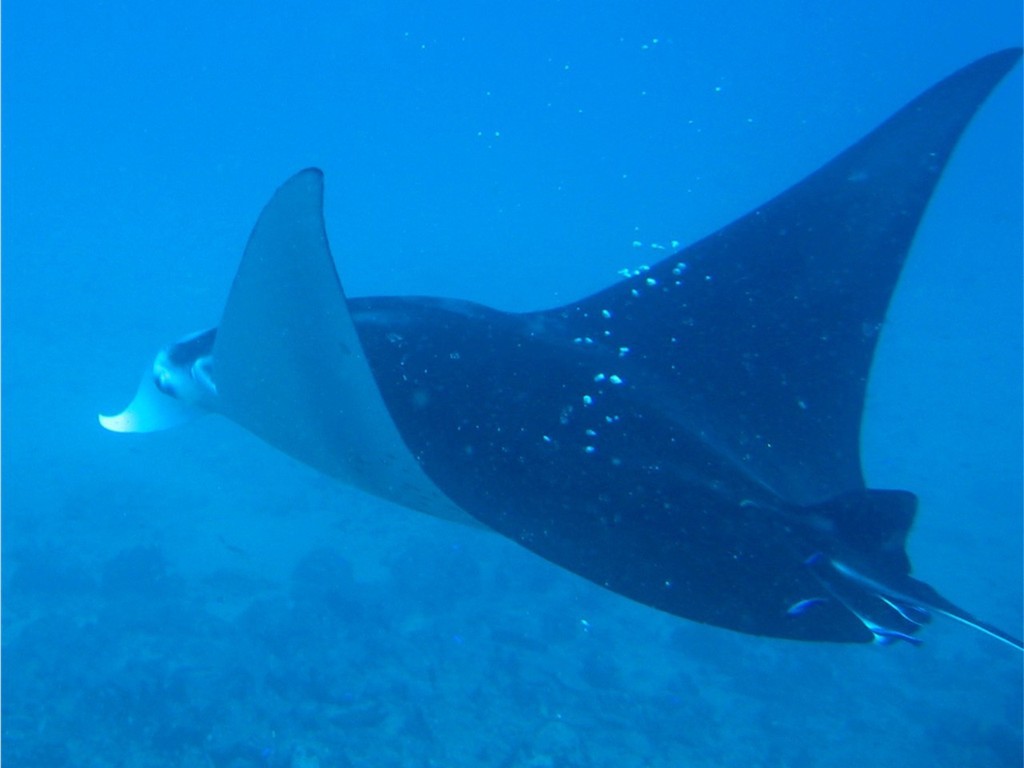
553, 47, 1024, 506
188, 169, 476, 525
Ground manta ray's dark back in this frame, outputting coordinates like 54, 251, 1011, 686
348, 49, 1022, 646
557, 47, 1023, 506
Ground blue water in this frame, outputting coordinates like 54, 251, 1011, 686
3, 2, 1022, 766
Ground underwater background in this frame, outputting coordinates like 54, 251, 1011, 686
3, 1, 1022, 766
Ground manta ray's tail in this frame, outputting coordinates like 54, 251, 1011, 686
800, 490, 1024, 650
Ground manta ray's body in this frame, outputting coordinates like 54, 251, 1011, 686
103, 50, 1023, 649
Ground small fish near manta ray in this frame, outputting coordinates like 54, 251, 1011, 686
102, 49, 1023, 650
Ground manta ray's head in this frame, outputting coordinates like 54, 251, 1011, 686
152, 328, 219, 404
99, 328, 219, 433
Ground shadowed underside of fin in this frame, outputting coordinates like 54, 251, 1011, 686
211, 169, 475, 525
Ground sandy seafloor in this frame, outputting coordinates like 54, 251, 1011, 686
3, 2, 1022, 766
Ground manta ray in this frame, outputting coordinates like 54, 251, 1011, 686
102, 49, 1023, 649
